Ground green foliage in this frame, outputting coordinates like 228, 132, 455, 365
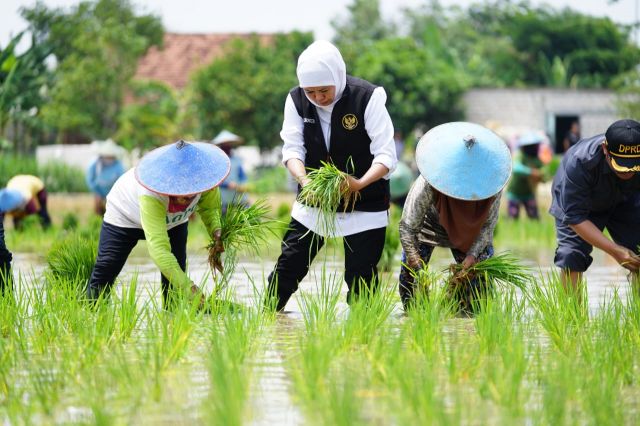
116, 80, 179, 150
248, 166, 290, 194
189, 32, 313, 150
0, 154, 38, 187
0, 32, 52, 153
350, 36, 468, 134
21, 0, 164, 139
0, 155, 86, 192
39, 161, 88, 193
46, 230, 98, 286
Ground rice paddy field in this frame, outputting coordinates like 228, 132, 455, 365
1, 198, 639, 425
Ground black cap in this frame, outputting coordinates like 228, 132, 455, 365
605, 119, 640, 172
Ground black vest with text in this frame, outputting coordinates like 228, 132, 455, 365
290, 75, 390, 212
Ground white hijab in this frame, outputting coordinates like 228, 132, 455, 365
296, 40, 347, 112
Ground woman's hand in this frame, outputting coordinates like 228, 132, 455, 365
344, 175, 363, 192
461, 255, 477, 270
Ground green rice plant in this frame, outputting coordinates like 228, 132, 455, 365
207, 197, 281, 283
473, 288, 526, 353
61, 212, 79, 231
446, 252, 531, 313
0, 154, 38, 187
494, 213, 556, 249
46, 230, 98, 288
377, 205, 401, 272
248, 165, 289, 194
204, 309, 262, 425
297, 268, 342, 334
525, 272, 588, 353
298, 161, 359, 235
342, 280, 396, 346
112, 275, 143, 342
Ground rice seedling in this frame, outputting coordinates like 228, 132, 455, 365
446, 252, 531, 314
342, 280, 396, 346
204, 309, 263, 425
377, 205, 401, 272
207, 197, 281, 294
297, 161, 360, 234
46, 230, 97, 288
526, 272, 588, 352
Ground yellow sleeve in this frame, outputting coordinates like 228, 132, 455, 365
139, 195, 192, 291
196, 188, 222, 236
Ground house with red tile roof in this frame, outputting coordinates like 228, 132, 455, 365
135, 32, 273, 90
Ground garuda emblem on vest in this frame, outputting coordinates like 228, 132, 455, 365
342, 114, 358, 130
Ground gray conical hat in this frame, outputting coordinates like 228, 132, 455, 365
416, 122, 512, 200
211, 130, 243, 147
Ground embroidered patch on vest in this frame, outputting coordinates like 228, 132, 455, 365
303, 118, 316, 124
342, 114, 358, 130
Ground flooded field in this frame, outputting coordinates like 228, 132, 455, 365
2, 244, 639, 425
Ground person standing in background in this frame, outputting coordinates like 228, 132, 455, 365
211, 130, 248, 213
86, 139, 126, 215
563, 121, 581, 152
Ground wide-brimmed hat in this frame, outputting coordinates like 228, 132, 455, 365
416, 122, 512, 200
0, 189, 24, 213
604, 119, 640, 172
135, 140, 230, 196
211, 130, 243, 147
93, 139, 122, 157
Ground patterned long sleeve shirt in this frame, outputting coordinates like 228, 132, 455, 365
399, 176, 501, 260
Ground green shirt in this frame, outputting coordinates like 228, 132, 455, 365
139, 188, 221, 290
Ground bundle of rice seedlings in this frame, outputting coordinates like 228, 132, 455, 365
445, 252, 531, 313
297, 161, 360, 234
46, 231, 98, 287
207, 197, 280, 279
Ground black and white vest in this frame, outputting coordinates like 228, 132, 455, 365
290, 75, 390, 212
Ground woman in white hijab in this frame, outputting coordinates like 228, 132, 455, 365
266, 40, 397, 311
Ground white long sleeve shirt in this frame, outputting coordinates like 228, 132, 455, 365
281, 86, 397, 237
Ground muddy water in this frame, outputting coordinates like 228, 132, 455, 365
9, 247, 636, 425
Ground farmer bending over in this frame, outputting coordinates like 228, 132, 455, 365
87, 140, 229, 308
550, 119, 640, 292
0, 175, 51, 229
398, 122, 512, 311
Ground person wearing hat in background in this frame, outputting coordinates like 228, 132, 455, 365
265, 40, 397, 311
211, 130, 248, 213
86, 140, 230, 307
398, 122, 512, 311
550, 119, 640, 291
506, 131, 546, 220
86, 139, 126, 216
0, 175, 51, 230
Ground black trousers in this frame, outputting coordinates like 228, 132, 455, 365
0, 214, 12, 293
87, 221, 188, 305
266, 217, 386, 311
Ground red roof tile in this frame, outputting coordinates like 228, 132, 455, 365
135, 32, 273, 89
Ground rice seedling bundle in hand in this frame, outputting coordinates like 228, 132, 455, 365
297, 161, 360, 234
207, 198, 280, 273
445, 252, 531, 313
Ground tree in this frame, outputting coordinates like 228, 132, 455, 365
116, 80, 178, 151
189, 32, 313, 151
351, 37, 468, 135
20, 0, 163, 141
0, 32, 52, 153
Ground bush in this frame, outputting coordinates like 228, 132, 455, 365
0, 154, 87, 192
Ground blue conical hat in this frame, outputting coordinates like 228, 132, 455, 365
416, 122, 512, 200
135, 140, 230, 196
0, 189, 24, 213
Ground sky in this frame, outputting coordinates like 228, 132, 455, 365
1, 0, 639, 48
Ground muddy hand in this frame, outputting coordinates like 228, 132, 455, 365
211, 229, 225, 274
190, 283, 206, 309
